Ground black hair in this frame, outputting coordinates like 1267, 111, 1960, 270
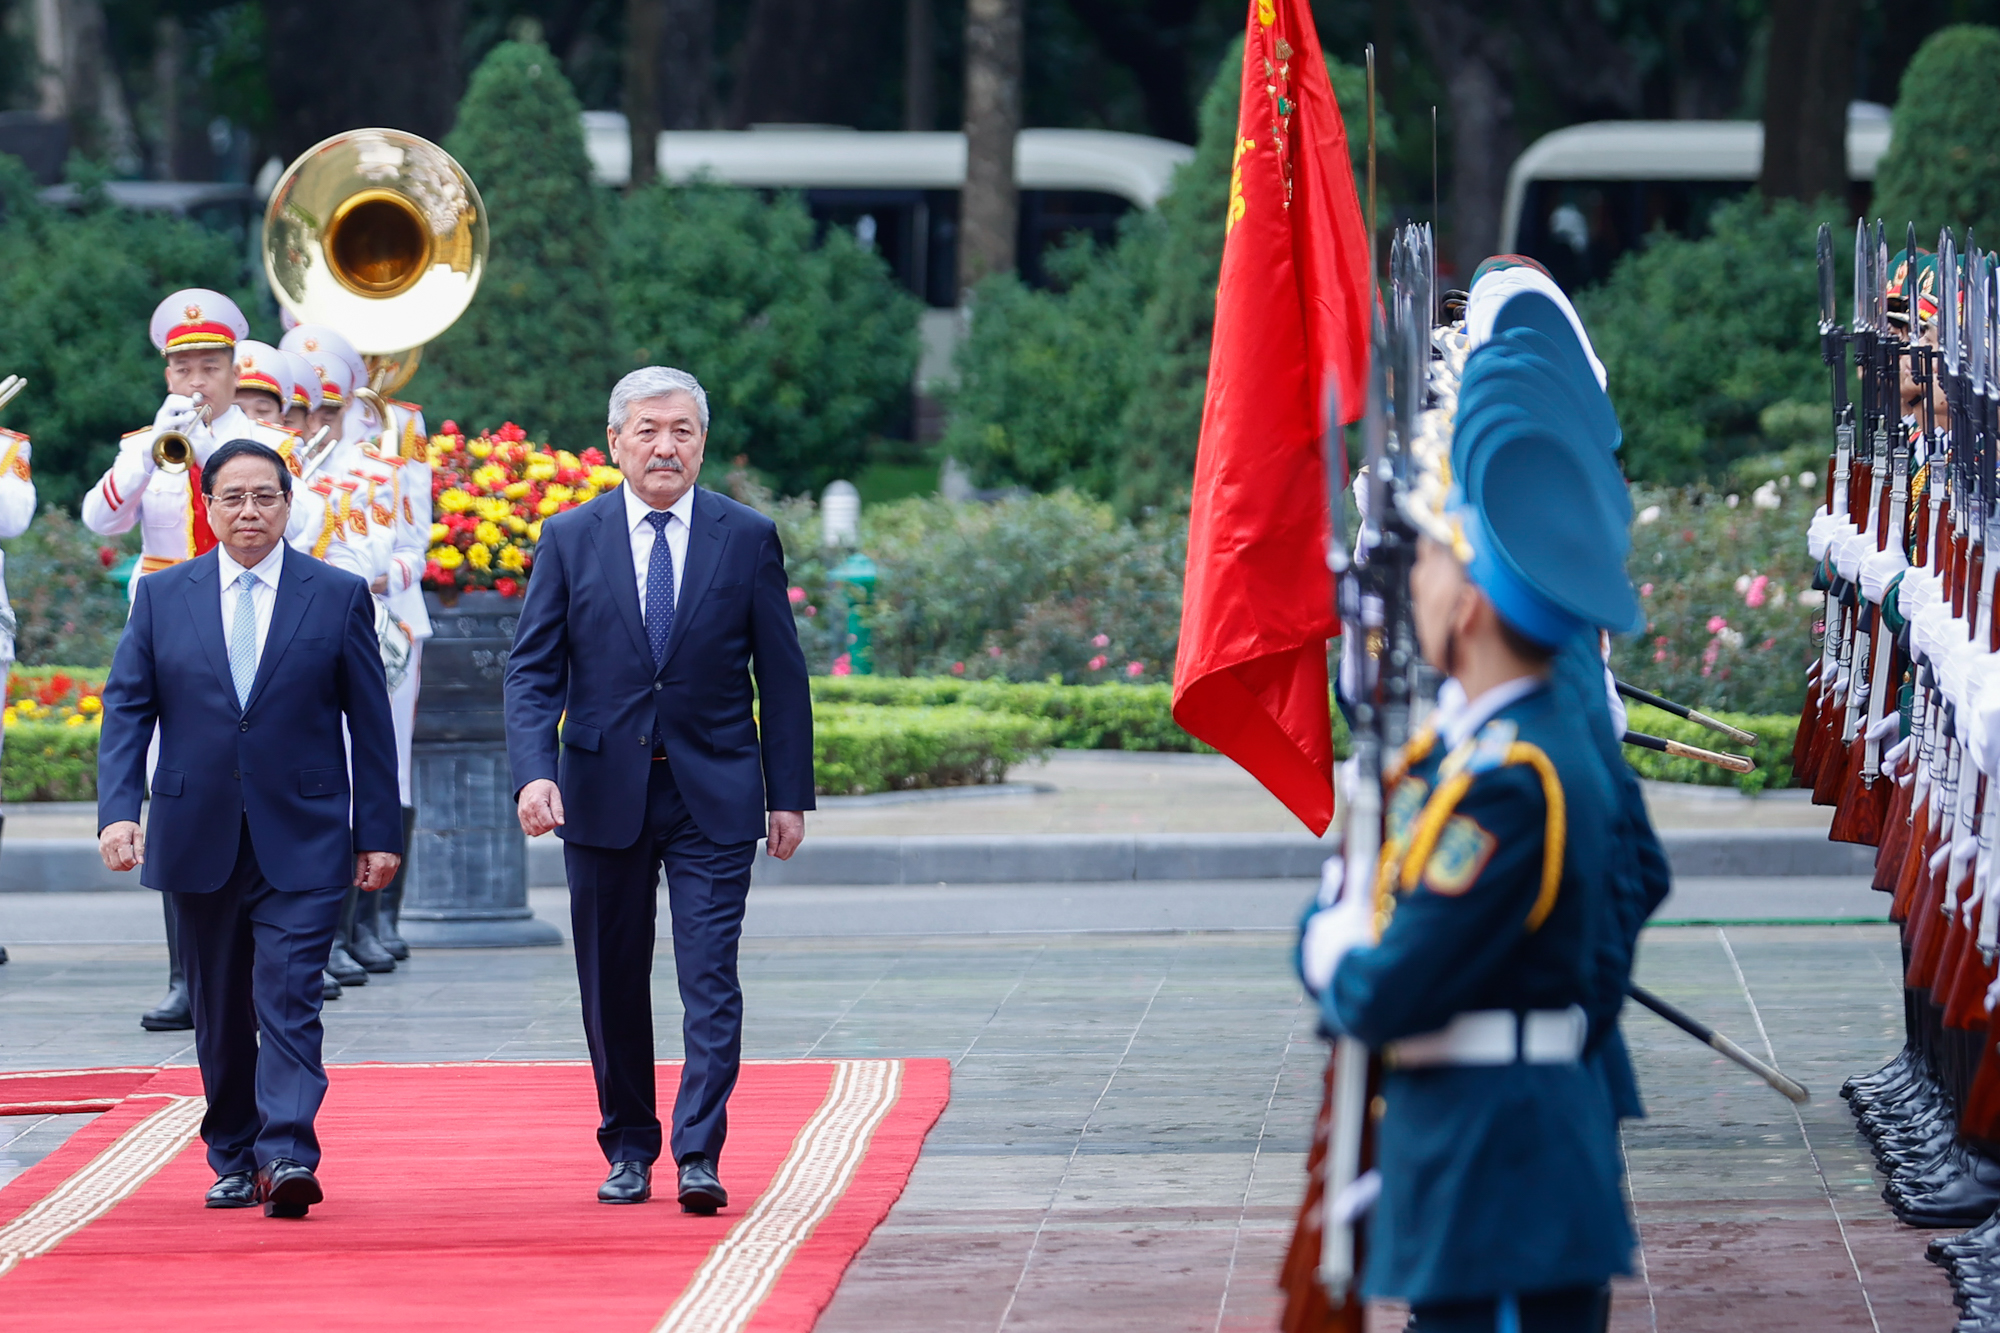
200, 440, 292, 497
1495, 614, 1561, 666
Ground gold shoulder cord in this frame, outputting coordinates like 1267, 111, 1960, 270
1373, 738, 1566, 933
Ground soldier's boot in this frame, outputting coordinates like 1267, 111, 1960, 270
375, 806, 414, 961
347, 884, 396, 973
327, 889, 369, 987
322, 972, 343, 1001
141, 893, 194, 1031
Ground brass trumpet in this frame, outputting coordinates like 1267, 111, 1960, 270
152, 392, 205, 474
0, 374, 24, 415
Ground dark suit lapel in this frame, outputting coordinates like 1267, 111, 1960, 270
660, 486, 729, 672
182, 552, 237, 709
243, 548, 318, 713
594, 489, 653, 664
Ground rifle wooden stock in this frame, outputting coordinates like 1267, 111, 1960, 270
1621, 730, 1755, 774
1628, 985, 1810, 1104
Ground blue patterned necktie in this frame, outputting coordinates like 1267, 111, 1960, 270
643, 509, 676, 666
229, 569, 259, 707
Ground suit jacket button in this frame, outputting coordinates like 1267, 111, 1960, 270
239, 721, 249, 732
233, 770, 240, 780
639, 734, 649, 745
654, 682, 663, 691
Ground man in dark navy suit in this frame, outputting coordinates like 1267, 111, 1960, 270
97, 439, 402, 1219
506, 366, 813, 1212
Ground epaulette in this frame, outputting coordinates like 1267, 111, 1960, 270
1385, 716, 1567, 933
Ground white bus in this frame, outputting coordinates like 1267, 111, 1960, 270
1501, 102, 1893, 291
581, 114, 1193, 308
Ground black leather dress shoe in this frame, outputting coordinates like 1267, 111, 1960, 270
255, 1159, 323, 1219
599, 1160, 651, 1204
140, 981, 193, 1032
677, 1154, 727, 1216
205, 1171, 256, 1209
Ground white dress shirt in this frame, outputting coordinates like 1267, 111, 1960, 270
217, 542, 284, 668
623, 482, 693, 616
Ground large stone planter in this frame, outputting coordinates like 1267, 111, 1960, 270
399, 590, 561, 948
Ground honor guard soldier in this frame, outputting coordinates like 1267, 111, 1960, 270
358, 389, 430, 962
0, 401, 38, 926
1300, 288, 1644, 1333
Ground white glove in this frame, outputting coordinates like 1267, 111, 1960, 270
1860, 548, 1909, 604
1301, 854, 1377, 995
1807, 506, 1834, 560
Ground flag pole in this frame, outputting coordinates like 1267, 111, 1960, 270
1365, 44, 1378, 284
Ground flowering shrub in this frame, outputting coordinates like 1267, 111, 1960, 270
424, 421, 625, 595
4, 666, 106, 729
725, 466, 1183, 684
1611, 480, 1819, 717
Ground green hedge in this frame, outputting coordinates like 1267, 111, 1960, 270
1622, 702, 1797, 793
815, 704, 1054, 795
3, 721, 100, 802
811, 677, 1209, 752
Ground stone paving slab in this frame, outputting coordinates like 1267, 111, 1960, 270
0, 920, 1961, 1331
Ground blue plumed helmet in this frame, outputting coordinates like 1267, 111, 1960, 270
1444, 292, 1641, 647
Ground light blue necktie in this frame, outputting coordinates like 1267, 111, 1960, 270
229, 569, 259, 708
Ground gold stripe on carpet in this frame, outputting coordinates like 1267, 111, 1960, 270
0, 1095, 205, 1278
654, 1059, 903, 1333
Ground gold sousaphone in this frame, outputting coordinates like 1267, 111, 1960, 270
261, 128, 488, 431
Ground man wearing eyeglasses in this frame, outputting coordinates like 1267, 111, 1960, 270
95, 439, 403, 1220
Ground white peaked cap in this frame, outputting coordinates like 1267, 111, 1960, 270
151, 288, 249, 355
232, 340, 296, 408
1463, 267, 1608, 388
279, 348, 323, 411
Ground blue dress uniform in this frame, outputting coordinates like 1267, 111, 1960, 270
1305, 281, 1651, 1332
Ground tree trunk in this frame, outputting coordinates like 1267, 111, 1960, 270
152, 15, 182, 180
904, 0, 934, 131
958, 0, 1022, 294
726, 0, 882, 129
33, 0, 137, 168
1409, 0, 1516, 281
262, 0, 466, 161
1760, 0, 1859, 204
625, 0, 663, 186
657, 0, 715, 130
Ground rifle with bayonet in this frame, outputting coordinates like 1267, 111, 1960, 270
1798, 223, 1849, 781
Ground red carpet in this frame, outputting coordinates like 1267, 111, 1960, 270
0, 1059, 949, 1332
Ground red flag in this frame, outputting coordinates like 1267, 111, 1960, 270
1171, 0, 1372, 837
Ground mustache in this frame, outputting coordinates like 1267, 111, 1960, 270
644, 457, 685, 473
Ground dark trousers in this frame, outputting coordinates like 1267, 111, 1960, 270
1410, 1285, 1610, 1333
172, 821, 345, 1177
564, 758, 757, 1167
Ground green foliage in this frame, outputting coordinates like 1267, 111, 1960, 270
941, 223, 1161, 497
1610, 483, 1820, 717
801, 490, 1184, 683
811, 676, 1210, 751
2, 721, 99, 802
1873, 26, 2000, 247
813, 704, 1053, 795
945, 42, 1381, 514
1579, 195, 1838, 483
2, 510, 135, 666
1621, 702, 1797, 794
613, 182, 921, 496
0, 156, 255, 509
411, 39, 621, 453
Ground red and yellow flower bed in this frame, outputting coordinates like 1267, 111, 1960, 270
424, 422, 625, 596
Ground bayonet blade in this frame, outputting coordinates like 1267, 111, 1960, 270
1855, 219, 1868, 332
1819, 224, 1836, 331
